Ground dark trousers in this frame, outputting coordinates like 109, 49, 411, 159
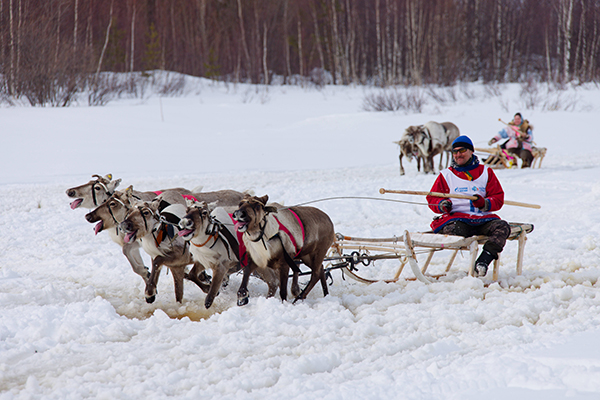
438, 219, 511, 258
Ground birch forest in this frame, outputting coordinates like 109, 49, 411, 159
1, 0, 599, 104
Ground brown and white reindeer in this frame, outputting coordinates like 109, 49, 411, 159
232, 194, 335, 306
178, 200, 279, 309
403, 121, 460, 174
119, 200, 192, 303
118, 189, 249, 303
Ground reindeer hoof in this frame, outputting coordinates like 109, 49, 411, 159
198, 271, 211, 285
146, 295, 156, 304
205, 298, 214, 309
237, 295, 249, 306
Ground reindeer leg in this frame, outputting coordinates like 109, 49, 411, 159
291, 269, 300, 298
185, 262, 211, 293
278, 261, 289, 302
145, 257, 164, 303
171, 266, 186, 303
205, 264, 227, 309
417, 157, 421, 172
122, 242, 150, 284
399, 153, 405, 176
319, 265, 329, 297
293, 266, 321, 303
237, 261, 257, 306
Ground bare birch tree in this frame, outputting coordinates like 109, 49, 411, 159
95, 0, 113, 82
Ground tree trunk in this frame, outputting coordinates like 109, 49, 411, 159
95, 0, 114, 81
561, 0, 574, 82
297, 18, 303, 76
55, 0, 62, 67
130, 0, 136, 72
310, 1, 325, 73
263, 22, 268, 85
236, 0, 252, 82
73, 0, 79, 53
283, 0, 291, 82
375, 0, 382, 84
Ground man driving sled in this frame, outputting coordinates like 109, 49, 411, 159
427, 135, 510, 278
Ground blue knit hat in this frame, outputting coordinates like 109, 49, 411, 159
452, 135, 474, 151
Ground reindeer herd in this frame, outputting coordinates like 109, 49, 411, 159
66, 174, 334, 309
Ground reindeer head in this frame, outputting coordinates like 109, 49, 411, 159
85, 186, 135, 235
66, 174, 121, 210
119, 201, 160, 244
232, 194, 277, 233
178, 200, 212, 241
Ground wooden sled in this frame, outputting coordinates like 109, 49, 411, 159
475, 146, 516, 169
328, 222, 534, 283
476, 146, 546, 169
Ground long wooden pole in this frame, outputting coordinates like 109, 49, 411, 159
379, 188, 541, 209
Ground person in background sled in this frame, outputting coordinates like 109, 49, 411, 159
488, 112, 534, 168
427, 135, 511, 278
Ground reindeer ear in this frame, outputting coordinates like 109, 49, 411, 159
207, 201, 218, 211
125, 186, 134, 199
258, 195, 269, 205
265, 206, 278, 214
108, 178, 121, 191
105, 174, 113, 181
185, 198, 195, 208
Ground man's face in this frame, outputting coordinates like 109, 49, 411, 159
452, 147, 473, 166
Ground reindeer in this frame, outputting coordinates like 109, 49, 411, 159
402, 121, 460, 174
119, 200, 201, 303
395, 133, 422, 176
232, 194, 335, 305
178, 200, 279, 309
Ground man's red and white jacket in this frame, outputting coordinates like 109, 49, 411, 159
427, 162, 505, 232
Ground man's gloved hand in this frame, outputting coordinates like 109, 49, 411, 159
439, 199, 452, 213
488, 138, 497, 145
472, 194, 486, 210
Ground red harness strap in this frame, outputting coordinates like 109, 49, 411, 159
181, 194, 198, 202
274, 209, 304, 257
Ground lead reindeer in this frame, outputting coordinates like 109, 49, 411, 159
232, 194, 335, 305
66, 174, 125, 210
178, 200, 279, 308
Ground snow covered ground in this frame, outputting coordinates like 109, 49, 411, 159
1, 77, 600, 399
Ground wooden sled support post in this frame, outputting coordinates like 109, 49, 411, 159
379, 188, 541, 209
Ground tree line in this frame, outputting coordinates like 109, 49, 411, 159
1, 0, 599, 105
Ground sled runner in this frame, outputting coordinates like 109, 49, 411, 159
321, 222, 533, 283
